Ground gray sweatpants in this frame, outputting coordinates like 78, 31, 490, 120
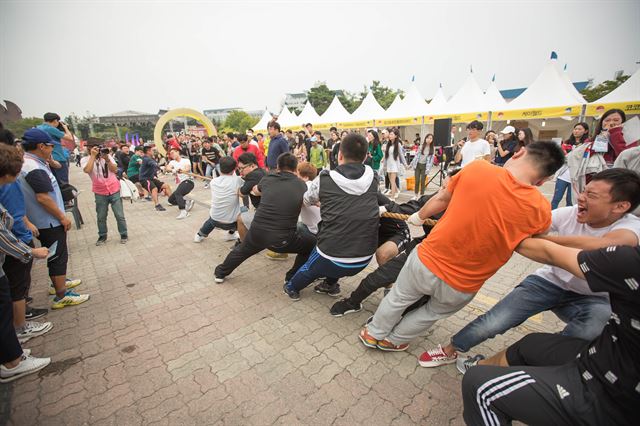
367, 249, 476, 345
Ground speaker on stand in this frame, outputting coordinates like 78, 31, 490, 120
428, 118, 454, 188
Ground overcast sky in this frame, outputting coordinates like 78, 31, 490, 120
1, 0, 639, 118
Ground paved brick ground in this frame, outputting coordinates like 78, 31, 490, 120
1, 166, 564, 425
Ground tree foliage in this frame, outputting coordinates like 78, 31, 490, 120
338, 92, 362, 114
4, 117, 42, 137
360, 80, 403, 110
580, 75, 630, 103
223, 110, 259, 134
306, 83, 335, 115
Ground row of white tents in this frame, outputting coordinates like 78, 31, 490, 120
253, 53, 639, 133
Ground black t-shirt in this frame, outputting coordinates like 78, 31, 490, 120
576, 245, 640, 424
251, 171, 306, 234
240, 167, 266, 208
25, 169, 54, 193
494, 139, 517, 165
115, 151, 131, 170
202, 146, 222, 163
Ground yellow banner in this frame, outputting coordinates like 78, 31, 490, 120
375, 116, 423, 126
313, 122, 335, 130
490, 105, 581, 121
424, 112, 488, 123
337, 120, 375, 129
586, 101, 640, 117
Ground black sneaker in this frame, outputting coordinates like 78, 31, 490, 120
155, 204, 166, 212
120, 236, 128, 244
314, 280, 341, 297
283, 283, 300, 301
95, 236, 107, 246
25, 307, 48, 320
330, 299, 363, 317
25, 296, 33, 304
145, 196, 152, 201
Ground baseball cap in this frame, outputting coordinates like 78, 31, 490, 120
310, 136, 318, 142
21, 128, 54, 149
501, 125, 516, 134
43, 112, 61, 122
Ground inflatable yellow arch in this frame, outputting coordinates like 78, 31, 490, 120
153, 108, 217, 156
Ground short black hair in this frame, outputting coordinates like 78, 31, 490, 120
237, 134, 248, 143
247, 128, 254, 133
340, 133, 368, 163
313, 131, 322, 136
219, 156, 237, 174
466, 120, 484, 131
524, 141, 565, 178
43, 112, 61, 122
268, 120, 281, 131
329, 126, 337, 132
257, 133, 263, 138
0, 129, 16, 146
591, 168, 640, 213
305, 123, 312, 128
285, 129, 293, 135
227, 132, 235, 139
143, 146, 153, 154
237, 152, 257, 166
277, 152, 298, 172
134, 145, 143, 152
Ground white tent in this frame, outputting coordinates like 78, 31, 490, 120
253, 109, 272, 131
501, 55, 584, 111
483, 78, 507, 111
425, 86, 448, 116
560, 66, 587, 105
587, 68, 640, 116
275, 106, 297, 128
296, 101, 321, 125
595, 68, 640, 103
440, 73, 487, 115
382, 94, 404, 118
349, 91, 386, 122
319, 96, 351, 124
396, 83, 430, 117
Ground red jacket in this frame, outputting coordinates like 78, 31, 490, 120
604, 126, 638, 164
232, 144, 265, 168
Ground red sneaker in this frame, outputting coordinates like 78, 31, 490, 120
418, 345, 457, 367
359, 327, 378, 348
377, 339, 409, 352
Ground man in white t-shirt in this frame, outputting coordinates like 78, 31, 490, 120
194, 156, 242, 243
454, 120, 491, 168
165, 148, 195, 219
420, 168, 640, 369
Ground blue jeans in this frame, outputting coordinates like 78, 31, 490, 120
287, 247, 371, 291
198, 218, 236, 236
52, 160, 70, 184
551, 179, 572, 209
95, 192, 128, 238
205, 163, 220, 179
450, 274, 611, 353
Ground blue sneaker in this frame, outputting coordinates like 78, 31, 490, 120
283, 283, 300, 301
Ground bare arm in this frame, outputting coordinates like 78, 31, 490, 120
516, 238, 584, 280
540, 229, 638, 251
61, 123, 74, 142
416, 186, 452, 221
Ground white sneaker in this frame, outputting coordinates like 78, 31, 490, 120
0, 354, 51, 383
176, 210, 190, 220
185, 199, 195, 212
383, 189, 391, 195
193, 233, 205, 243
223, 231, 239, 241
203, 183, 209, 189
17, 321, 53, 343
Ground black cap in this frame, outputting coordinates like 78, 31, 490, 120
43, 112, 61, 122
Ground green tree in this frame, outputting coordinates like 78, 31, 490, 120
338, 91, 363, 114
580, 75, 630, 102
360, 81, 403, 110
223, 110, 259, 133
4, 117, 42, 136
306, 83, 335, 115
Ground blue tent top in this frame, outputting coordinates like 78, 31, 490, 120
500, 81, 589, 101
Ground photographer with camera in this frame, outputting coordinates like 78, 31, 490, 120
81, 144, 128, 245
37, 113, 74, 184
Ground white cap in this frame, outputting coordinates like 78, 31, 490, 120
501, 125, 516, 134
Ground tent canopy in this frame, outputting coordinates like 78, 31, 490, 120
253, 109, 272, 131
587, 68, 640, 116
425, 86, 448, 117
441, 73, 487, 115
483, 79, 507, 111
319, 96, 351, 125
296, 101, 321, 125
275, 106, 298, 128
350, 91, 386, 121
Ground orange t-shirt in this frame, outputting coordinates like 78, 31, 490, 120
417, 160, 551, 293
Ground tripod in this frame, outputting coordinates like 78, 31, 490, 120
427, 160, 448, 188
426, 145, 454, 188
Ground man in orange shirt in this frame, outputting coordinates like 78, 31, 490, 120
359, 141, 565, 358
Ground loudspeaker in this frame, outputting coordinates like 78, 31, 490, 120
433, 118, 452, 147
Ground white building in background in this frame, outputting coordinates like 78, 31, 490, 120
203, 108, 263, 123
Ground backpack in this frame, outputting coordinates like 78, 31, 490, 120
120, 178, 139, 202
